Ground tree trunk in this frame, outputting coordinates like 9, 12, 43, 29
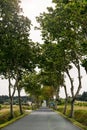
9, 97, 14, 119
17, 86, 23, 115
63, 85, 68, 115
8, 77, 15, 119
63, 99, 68, 115
69, 99, 75, 118
55, 86, 60, 110
74, 60, 82, 99
36, 96, 40, 108
56, 86, 60, 100
8, 72, 18, 118
66, 69, 75, 118
65, 59, 82, 118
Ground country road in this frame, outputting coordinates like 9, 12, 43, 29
1, 107, 81, 130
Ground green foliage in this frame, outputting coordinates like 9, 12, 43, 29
0, 0, 36, 78
22, 72, 42, 107
36, 0, 87, 118
37, 0, 87, 68
41, 86, 55, 101
0, 0, 37, 118
37, 0, 86, 81
23, 72, 41, 95
76, 91, 87, 101
38, 42, 65, 101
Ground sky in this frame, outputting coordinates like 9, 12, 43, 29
20, 0, 54, 43
0, 0, 87, 97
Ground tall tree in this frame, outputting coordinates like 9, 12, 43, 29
0, 0, 36, 118
0, 0, 22, 118
23, 72, 42, 108
36, 0, 87, 117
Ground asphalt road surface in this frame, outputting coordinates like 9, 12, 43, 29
1, 107, 81, 130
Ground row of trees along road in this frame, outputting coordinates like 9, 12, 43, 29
0, 0, 39, 118
0, 0, 87, 120
36, 0, 87, 118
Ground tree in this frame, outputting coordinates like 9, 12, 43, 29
23, 72, 42, 108
0, 0, 22, 118
36, 0, 87, 118
41, 86, 55, 106
77, 91, 87, 101
0, 0, 36, 118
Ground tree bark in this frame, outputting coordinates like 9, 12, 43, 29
63, 84, 68, 115
56, 86, 60, 100
74, 60, 82, 99
17, 86, 23, 115
69, 99, 75, 118
66, 69, 75, 118
8, 77, 15, 119
66, 60, 82, 118
8, 71, 19, 118
9, 96, 14, 119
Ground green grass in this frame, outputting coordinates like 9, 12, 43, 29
0, 113, 28, 129
74, 110, 87, 126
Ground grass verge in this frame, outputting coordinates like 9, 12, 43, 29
0, 111, 31, 129
56, 105, 87, 130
